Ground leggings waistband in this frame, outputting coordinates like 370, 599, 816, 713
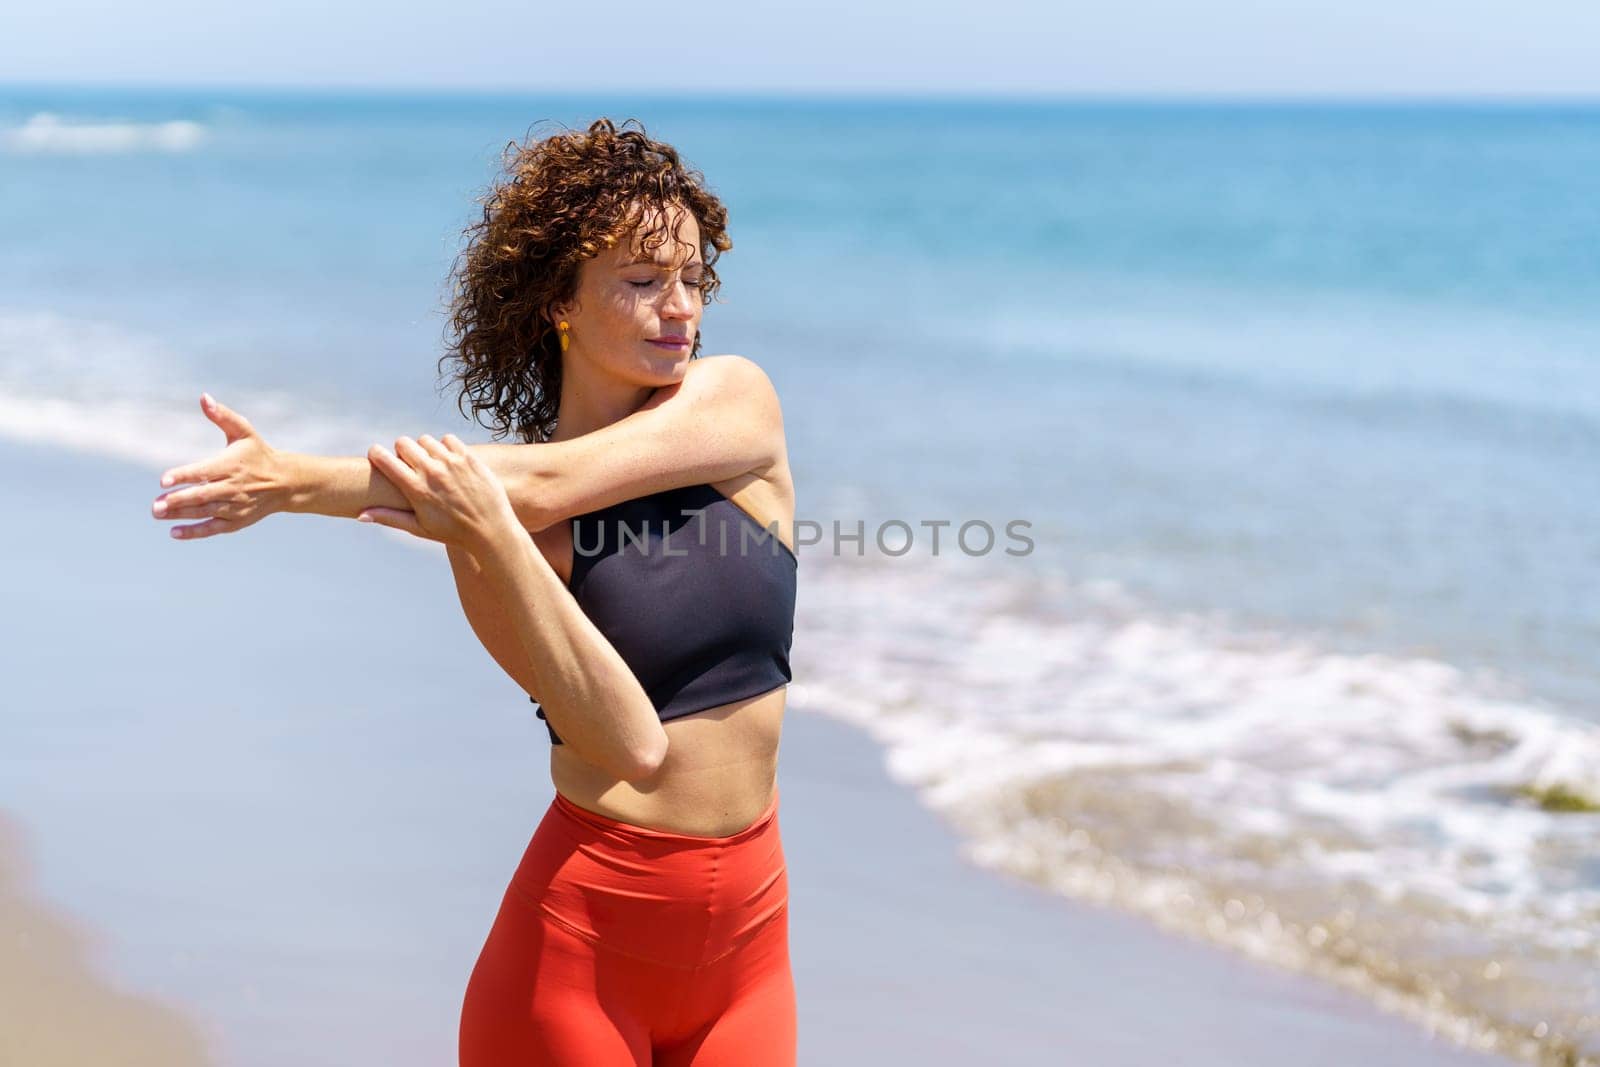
551, 787, 781, 849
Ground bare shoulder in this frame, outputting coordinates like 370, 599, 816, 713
691, 355, 795, 545
682, 353, 783, 411
668, 352, 787, 471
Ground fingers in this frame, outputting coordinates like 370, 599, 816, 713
159, 393, 256, 486
398, 434, 471, 486
201, 393, 257, 445
441, 433, 491, 477
368, 442, 426, 497
159, 462, 220, 489
357, 507, 428, 539
372, 434, 480, 498
430, 433, 494, 482
416, 434, 452, 462
153, 495, 228, 521
169, 517, 242, 540
392, 436, 440, 475
152, 485, 223, 519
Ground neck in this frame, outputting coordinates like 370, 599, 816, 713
548, 351, 657, 441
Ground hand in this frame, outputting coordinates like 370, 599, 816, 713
359, 434, 521, 551
153, 393, 288, 540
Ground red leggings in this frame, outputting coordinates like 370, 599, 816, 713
459, 787, 795, 1066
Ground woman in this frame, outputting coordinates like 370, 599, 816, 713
150, 118, 800, 1066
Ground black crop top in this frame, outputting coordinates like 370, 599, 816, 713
528, 482, 797, 746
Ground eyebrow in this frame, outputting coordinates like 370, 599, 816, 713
621, 255, 704, 269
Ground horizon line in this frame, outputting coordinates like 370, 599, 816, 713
2, 81, 1599, 108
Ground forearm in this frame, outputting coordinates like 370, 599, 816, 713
468, 527, 668, 779
280, 453, 412, 519
279, 447, 560, 530
278, 357, 780, 532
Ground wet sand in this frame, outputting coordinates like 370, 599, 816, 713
0, 812, 212, 1066
1, 435, 1505, 1065
781, 711, 1502, 1066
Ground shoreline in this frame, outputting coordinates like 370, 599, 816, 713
0, 810, 213, 1066
779, 710, 1503, 1067
0, 709, 1504, 1067
2, 435, 1506, 1065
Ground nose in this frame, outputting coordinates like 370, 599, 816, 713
660, 277, 698, 320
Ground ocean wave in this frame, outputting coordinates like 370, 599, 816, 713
2, 112, 205, 155
788, 553, 1600, 1066
0, 309, 405, 469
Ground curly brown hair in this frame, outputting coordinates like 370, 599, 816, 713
438, 117, 732, 443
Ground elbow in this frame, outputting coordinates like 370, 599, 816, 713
614, 734, 669, 784
515, 468, 565, 534
522, 506, 558, 535
505, 470, 556, 533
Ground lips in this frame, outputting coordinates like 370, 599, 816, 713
646, 337, 691, 348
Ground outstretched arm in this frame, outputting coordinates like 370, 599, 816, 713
152, 354, 785, 540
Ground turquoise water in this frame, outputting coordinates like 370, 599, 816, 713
3, 89, 1598, 1064
2, 91, 1596, 697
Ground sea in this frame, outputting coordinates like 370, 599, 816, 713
2, 88, 1597, 1065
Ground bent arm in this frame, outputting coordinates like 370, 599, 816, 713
459, 526, 667, 781
283, 354, 784, 532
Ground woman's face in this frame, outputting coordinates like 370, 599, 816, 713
554, 201, 705, 386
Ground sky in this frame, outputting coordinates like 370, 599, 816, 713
3, 0, 1600, 98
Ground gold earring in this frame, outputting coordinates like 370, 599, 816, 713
557, 320, 570, 354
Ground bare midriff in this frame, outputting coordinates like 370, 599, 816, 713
549, 686, 786, 837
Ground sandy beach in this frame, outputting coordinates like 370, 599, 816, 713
5, 85, 1598, 1067
0, 436, 1501, 1065
0, 812, 212, 1066
0, 710, 1504, 1067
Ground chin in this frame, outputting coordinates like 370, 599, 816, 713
629, 357, 688, 389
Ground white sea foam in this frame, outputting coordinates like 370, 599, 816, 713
788, 550, 1600, 1063
0, 310, 463, 561
2, 112, 206, 155
0, 309, 405, 469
